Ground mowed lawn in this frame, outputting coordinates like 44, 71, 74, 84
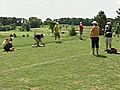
0, 26, 120, 90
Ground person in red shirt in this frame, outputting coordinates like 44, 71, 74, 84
79, 22, 84, 39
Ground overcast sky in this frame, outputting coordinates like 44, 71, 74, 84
0, 0, 120, 21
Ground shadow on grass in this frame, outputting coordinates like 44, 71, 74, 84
79, 38, 87, 41
95, 54, 107, 58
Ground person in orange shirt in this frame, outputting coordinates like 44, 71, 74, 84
90, 21, 100, 55
79, 22, 84, 39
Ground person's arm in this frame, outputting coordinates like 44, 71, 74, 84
90, 27, 93, 38
59, 26, 61, 32
53, 25, 56, 32
2, 40, 6, 46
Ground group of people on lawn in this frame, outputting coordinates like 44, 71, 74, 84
2, 21, 120, 55
90, 21, 120, 55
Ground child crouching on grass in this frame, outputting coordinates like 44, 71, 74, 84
32, 33, 45, 47
2, 37, 15, 52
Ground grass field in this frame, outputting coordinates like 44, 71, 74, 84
0, 26, 120, 90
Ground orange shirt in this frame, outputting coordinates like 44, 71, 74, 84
90, 26, 100, 37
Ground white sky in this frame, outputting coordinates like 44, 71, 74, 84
0, 0, 120, 21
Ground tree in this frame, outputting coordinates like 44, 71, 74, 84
94, 11, 107, 35
48, 21, 56, 34
22, 20, 30, 31
116, 8, 120, 23
43, 18, 52, 25
69, 26, 77, 36
29, 17, 42, 28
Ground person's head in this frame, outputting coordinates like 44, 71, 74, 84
107, 22, 111, 25
80, 22, 82, 24
56, 22, 59, 25
92, 21, 98, 26
41, 34, 44, 38
4, 37, 10, 43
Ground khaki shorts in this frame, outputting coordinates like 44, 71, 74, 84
105, 37, 112, 44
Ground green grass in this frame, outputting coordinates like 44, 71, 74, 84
0, 26, 120, 90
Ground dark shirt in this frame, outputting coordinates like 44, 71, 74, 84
34, 34, 44, 39
105, 25, 112, 37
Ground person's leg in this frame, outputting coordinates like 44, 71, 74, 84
33, 37, 38, 46
109, 43, 111, 49
79, 31, 81, 38
54, 33, 57, 41
58, 33, 61, 42
117, 34, 119, 37
39, 39, 43, 45
96, 37, 99, 55
80, 32, 82, 39
36, 41, 40, 46
105, 37, 108, 51
91, 37, 95, 55
108, 38, 112, 49
96, 48, 99, 55
106, 43, 108, 50
9, 43, 14, 51
34, 38, 40, 47
92, 48, 95, 55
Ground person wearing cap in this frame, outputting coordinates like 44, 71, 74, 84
114, 23, 120, 37
104, 22, 112, 51
90, 21, 100, 55
79, 22, 84, 40
53, 22, 61, 43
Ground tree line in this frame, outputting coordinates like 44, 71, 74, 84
0, 9, 120, 33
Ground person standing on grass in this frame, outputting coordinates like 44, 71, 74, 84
90, 21, 100, 55
104, 22, 112, 51
53, 22, 61, 43
114, 23, 120, 37
79, 22, 84, 40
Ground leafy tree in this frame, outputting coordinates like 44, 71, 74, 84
94, 11, 107, 35
16, 18, 23, 26
54, 17, 92, 26
29, 17, 42, 28
0, 17, 23, 26
116, 8, 120, 23
48, 21, 56, 33
43, 18, 52, 25
69, 26, 77, 36
22, 20, 30, 31
0, 22, 3, 26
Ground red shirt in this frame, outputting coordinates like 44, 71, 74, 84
79, 24, 84, 32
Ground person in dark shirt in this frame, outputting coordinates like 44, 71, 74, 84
32, 33, 44, 47
104, 22, 112, 51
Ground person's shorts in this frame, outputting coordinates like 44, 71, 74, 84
91, 37, 99, 48
105, 37, 112, 44
54, 32, 60, 37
